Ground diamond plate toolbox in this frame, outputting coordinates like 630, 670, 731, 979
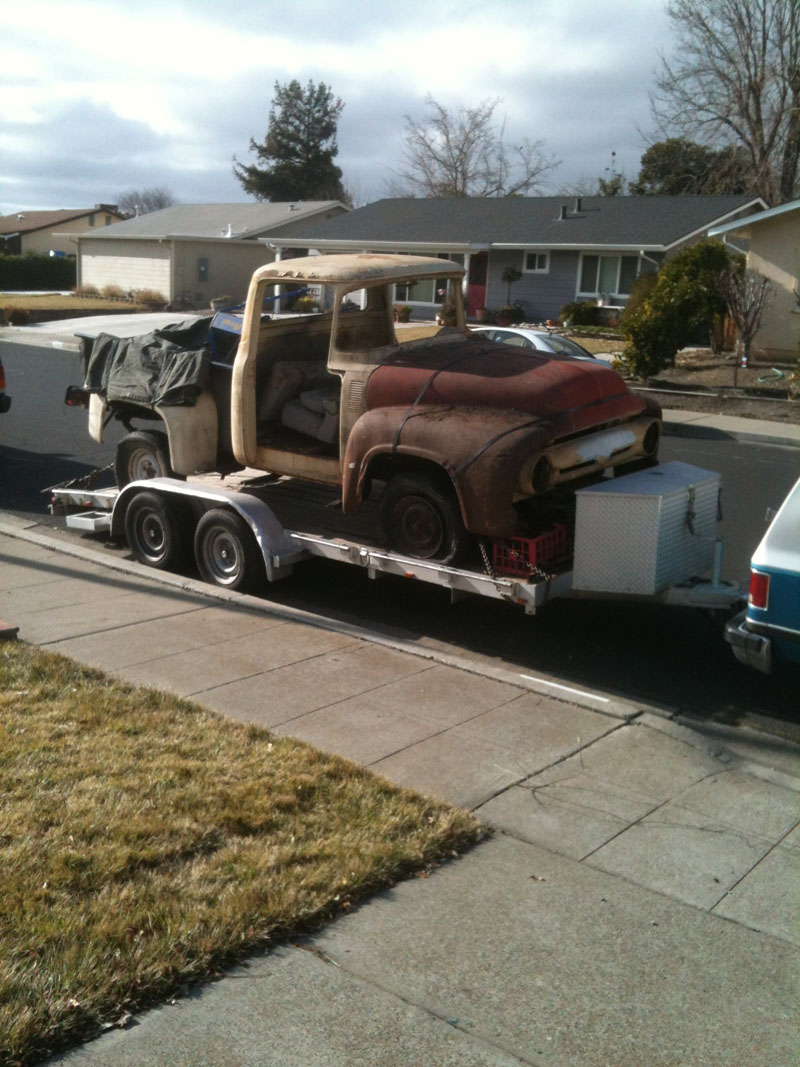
572, 461, 721, 595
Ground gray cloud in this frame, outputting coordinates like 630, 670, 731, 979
2, 0, 670, 213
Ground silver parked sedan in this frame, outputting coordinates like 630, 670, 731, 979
471, 326, 598, 361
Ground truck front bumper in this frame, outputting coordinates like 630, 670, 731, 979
724, 610, 771, 673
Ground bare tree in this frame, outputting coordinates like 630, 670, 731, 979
650, 0, 800, 204
118, 187, 176, 215
717, 268, 775, 385
393, 95, 558, 198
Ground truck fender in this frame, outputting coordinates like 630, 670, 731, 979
154, 390, 218, 475
342, 405, 554, 540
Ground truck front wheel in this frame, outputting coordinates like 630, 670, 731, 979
116, 430, 182, 487
124, 490, 191, 572
194, 508, 263, 593
379, 472, 471, 565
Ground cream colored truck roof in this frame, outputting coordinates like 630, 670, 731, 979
252, 252, 465, 290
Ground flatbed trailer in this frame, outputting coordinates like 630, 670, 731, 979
50, 461, 743, 617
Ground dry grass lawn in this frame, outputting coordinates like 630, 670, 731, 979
0, 642, 482, 1067
0, 294, 133, 312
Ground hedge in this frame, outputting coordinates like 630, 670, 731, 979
0, 253, 77, 290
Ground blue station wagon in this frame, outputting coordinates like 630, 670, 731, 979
725, 475, 800, 673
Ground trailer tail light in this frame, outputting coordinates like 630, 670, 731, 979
64, 385, 90, 407
0, 364, 5, 391
748, 569, 770, 610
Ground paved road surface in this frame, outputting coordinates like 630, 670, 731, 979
1, 340, 798, 725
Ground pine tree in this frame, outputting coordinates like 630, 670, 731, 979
234, 80, 346, 202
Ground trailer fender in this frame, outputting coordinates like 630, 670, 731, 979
88, 392, 107, 443
111, 478, 302, 582
154, 390, 218, 475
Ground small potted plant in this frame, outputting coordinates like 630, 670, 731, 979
501, 265, 522, 304
474, 306, 490, 322
395, 305, 412, 323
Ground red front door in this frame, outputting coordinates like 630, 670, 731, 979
467, 252, 488, 316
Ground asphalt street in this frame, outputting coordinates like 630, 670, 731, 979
1, 339, 799, 726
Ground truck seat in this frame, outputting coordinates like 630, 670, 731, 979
257, 360, 337, 423
281, 387, 340, 445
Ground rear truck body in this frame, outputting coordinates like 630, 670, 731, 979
66, 253, 662, 565
724, 474, 800, 673
50, 460, 742, 618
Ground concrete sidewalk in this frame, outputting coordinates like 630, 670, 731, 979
1, 521, 798, 1066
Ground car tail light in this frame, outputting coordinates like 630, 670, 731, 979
0, 364, 5, 391
748, 569, 770, 610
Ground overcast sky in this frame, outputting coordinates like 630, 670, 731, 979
1, 0, 674, 216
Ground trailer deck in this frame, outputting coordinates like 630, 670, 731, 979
51, 463, 743, 617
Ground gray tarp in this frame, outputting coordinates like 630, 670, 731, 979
84, 317, 213, 407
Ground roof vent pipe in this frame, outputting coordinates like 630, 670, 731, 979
574, 197, 582, 213
559, 204, 568, 220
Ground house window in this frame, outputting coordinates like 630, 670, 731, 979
579, 254, 639, 298
88, 214, 95, 227
394, 277, 436, 303
618, 256, 639, 294
524, 251, 549, 273
198, 257, 209, 283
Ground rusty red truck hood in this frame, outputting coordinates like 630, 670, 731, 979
365, 336, 647, 436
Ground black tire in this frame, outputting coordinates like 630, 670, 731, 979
115, 430, 181, 487
379, 472, 471, 564
194, 508, 263, 592
124, 490, 191, 572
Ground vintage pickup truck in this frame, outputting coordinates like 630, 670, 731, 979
76, 253, 661, 564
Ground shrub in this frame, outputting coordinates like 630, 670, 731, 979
293, 295, 319, 313
620, 239, 739, 378
396, 305, 412, 322
134, 289, 167, 307
101, 284, 125, 300
558, 300, 602, 326
0, 253, 76, 290
619, 272, 657, 328
73, 284, 100, 298
5, 306, 31, 325
494, 304, 524, 325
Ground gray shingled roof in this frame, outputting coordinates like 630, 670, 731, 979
79, 202, 344, 241
0, 207, 123, 235
275, 195, 764, 250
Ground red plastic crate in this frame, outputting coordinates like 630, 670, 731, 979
492, 523, 568, 577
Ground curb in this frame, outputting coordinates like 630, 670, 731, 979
3, 516, 796, 774
662, 417, 800, 449
0, 516, 641, 723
